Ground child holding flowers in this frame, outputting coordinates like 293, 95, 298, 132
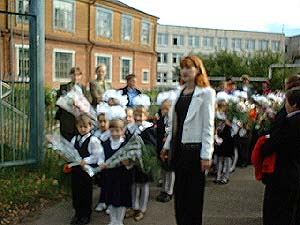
126, 105, 157, 221
214, 100, 234, 184
98, 119, 134, 225
70, 114, 103, 225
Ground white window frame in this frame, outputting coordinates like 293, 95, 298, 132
141, 20, 151, 45
217, 37, 228, 50
15, 44, 30, 82
157, 33, 168, 46
271, 40, 280, 52
157, 52, 168, 64
120, 57, 132, 82
142, 69, 150, 84
121, 14, 133, 42
53, 0, 75, 32
188, 36, 200, 48
203, 37, 214, 50
232, 38, 242, 51
172, 53, 184, 65
95, 6, 113, 39
95, 53, 112, 82
245, 39, 256, 51
172, 35, 184, 46
258, 40, 269, 51
16, 0, 29, 23
53, 48, 75, 82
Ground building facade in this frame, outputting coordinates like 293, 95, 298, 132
285, 35, 300, 64
156, 24, 285, 86
0, 0, 158, 89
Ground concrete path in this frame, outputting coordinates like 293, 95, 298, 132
21, 166, 264, 225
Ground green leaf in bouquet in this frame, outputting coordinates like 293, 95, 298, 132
141, 144, 160, 182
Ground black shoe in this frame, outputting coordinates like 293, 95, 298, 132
77, 217, 90, 225
156, 192, 172, 202
161, 194, 172, 202
70, 215, 79, 225
156, 192, 166, 202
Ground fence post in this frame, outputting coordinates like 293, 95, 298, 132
29, 0, 45, 164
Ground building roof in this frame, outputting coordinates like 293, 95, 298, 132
104, 0, 159, 19
157, 24, 285, 36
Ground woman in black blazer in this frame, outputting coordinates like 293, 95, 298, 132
261, 87, 300, 225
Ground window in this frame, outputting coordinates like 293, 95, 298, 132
53, 0, 75, 32
218, 37, 227, 50
95, 54, 112, 81
141, 20, 150, 45
157, 53, 168, 64
203, 37, 214, 49
53, 49, 75, 81
95, 7, 112, 38
121, 15, 133, 42
172, 53, 184, 64
15, 45, 30, 81
258, 40, 269, 51
245, 39, 256, 51
232, 38, 242, 51
157, 72, 167, 83
271, 41, 280, 52
157, 33, 168, 45
120, 57, 132, 81
172, 72, 178, 83
142, 69, 150, 83
188, 36, 200, 48
16, 0, 29, 22
173, 35, 184, 46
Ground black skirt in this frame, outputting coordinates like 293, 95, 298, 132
101, 165, 133, 207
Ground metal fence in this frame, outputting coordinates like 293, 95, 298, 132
0, 1, 45, 167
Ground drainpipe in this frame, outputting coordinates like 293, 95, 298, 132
86, 0, 96, 87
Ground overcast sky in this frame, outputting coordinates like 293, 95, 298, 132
120, 0, 300, 36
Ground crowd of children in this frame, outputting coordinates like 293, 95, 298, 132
55, 72, 176, 225
55, 67, 291, 225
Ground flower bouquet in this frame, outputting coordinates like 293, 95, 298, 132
92, 134, 145, 175
46, 133, 95, 177
56, 85, 97, 124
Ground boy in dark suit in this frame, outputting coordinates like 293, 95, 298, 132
262, 87, 300, 225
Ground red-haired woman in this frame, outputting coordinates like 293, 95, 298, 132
161, 55, 216, 225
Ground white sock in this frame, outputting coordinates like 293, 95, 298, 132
109, 206, 117, 225
116, 207, 126, 225
139, 182, 149, 212
132, 183, 140, 210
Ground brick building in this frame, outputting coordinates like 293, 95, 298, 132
0, 0, 158, 89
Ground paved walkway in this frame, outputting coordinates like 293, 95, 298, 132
21, 166, 264, 225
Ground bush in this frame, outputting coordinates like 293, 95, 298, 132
0, 151, 70, 225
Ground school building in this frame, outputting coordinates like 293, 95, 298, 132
0, 0, 158, 89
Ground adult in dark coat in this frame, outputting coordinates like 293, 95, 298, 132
261, 87, 300, 225
119, 74, 141, 107
55, 67, 87, 141
269, 74, 300, 134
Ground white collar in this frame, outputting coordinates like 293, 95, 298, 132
287, 110, 300, 118
138, 121, 153, 132
76, 132, 91, 145
109, 137, 125, 150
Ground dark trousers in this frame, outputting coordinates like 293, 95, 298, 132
263, 185, 300, 225
236, 136, 250, 166
174, 144, 205, 225
71, 166, 93, 219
